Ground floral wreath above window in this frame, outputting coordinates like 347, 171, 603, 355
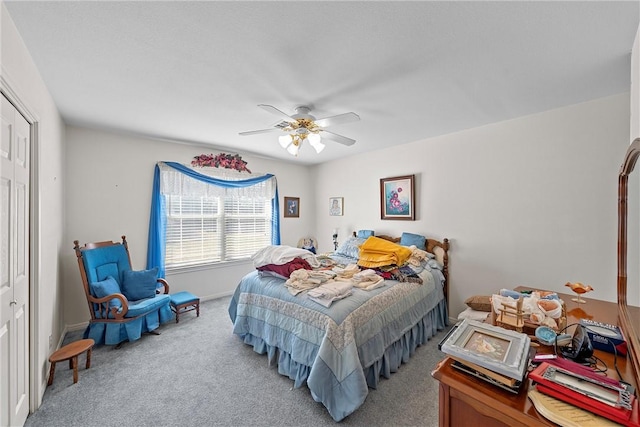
191, 153, 251, 173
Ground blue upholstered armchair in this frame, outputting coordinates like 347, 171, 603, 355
74, 236, 173, 346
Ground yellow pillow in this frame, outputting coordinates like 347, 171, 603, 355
464, 295, 492, 312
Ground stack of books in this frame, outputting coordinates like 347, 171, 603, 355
439, 319, 531, 393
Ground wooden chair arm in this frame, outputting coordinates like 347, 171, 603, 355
88, 293, 129, 320
156, 278, 170, 294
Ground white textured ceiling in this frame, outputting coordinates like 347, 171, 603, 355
4, 1, 640, 165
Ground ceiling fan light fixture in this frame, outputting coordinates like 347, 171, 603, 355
240, 104, 360, 156
307, 133, 321, 144
278, 135, 292, 148
308, 138, 325, 154
286, 142, 300, 156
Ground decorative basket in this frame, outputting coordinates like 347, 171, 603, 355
490, 299, 566, 335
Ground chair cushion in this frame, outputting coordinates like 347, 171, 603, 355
126, 294, 171, 318
170, 291, 199, 306
82, 244, 130, 285
90, 276, 122, 309
96, 263, 120, 284
122, 267, 159, 301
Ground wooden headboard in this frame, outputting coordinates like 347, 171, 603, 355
351, 232, 451, 304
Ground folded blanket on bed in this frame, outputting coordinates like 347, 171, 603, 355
285, 269, 336, 295
252, 245, 320, 269
333, 263, 360, 278
357, 236, 412, 268
257, 257, 312, 278
307, 280, 353, 307
352, 269, 384, 290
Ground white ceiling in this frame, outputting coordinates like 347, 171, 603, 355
4, 1, 640, 165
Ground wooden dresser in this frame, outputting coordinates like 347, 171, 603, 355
431, 289, 639, 427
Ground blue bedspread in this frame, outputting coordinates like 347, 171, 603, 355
228, 268, 448, 421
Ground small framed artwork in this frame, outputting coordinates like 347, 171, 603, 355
329, 197, 344, 216
440, 319, 530, 381
380, 174, 415, 220
284, 197, 300, 218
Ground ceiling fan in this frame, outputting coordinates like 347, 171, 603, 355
239, 105, 360, 156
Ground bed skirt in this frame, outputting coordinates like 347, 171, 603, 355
239, 297, 448, 421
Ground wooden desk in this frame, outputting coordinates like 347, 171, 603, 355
431, 290, 638, 427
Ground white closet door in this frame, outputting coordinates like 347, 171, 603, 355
0, 94, 30, 427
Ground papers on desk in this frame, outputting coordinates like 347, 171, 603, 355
528, 388, 621, 427
529, 360, 639, 426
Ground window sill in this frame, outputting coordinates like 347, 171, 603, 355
166, 258, 252, 275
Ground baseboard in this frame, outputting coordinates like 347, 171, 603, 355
65, 321, 89, 333
200, 290, 234, 302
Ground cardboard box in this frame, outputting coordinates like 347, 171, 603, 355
579, 319, 627, 356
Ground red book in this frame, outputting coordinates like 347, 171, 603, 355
529, 362, 639, 426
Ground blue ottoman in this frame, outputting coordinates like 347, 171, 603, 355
169, 291, 200, 323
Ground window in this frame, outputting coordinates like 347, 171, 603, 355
159, 164, 275, 269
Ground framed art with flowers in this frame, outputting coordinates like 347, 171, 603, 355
380, 174, 415, 220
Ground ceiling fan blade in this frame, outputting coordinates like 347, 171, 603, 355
239, 127, 285, 136
322, 130, 356, 146
258, 104, 296, 123
314, 112, 360, 128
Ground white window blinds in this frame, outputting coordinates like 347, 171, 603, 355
159, 163, 275, 268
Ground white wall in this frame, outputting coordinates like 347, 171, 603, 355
631, 24, 640, 309
63, 126, 313, 326
314, 94, 630, 318
632, 26, 640, 142
1, 1, 66, 407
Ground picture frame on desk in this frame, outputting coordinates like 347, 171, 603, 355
440, 319, 530, 381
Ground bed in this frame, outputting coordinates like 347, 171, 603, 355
228, 232, 450, 421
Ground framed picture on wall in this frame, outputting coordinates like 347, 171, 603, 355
284, 197, 300, 218
380, 174, 415, 220
329, 197, 343, 216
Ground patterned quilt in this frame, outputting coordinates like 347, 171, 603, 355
228, 267, 447, 421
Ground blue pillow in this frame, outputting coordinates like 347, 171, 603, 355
335, 237, 366, 259
122, 267, 159, 301
400, 232, 426, 250
356, 230, 374, 238
90, 276, 122, 309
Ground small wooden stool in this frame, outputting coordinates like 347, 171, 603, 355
170, 291, 200, 323
48, 338, 94, 386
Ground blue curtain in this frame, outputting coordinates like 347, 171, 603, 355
147, 161, 280, 277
